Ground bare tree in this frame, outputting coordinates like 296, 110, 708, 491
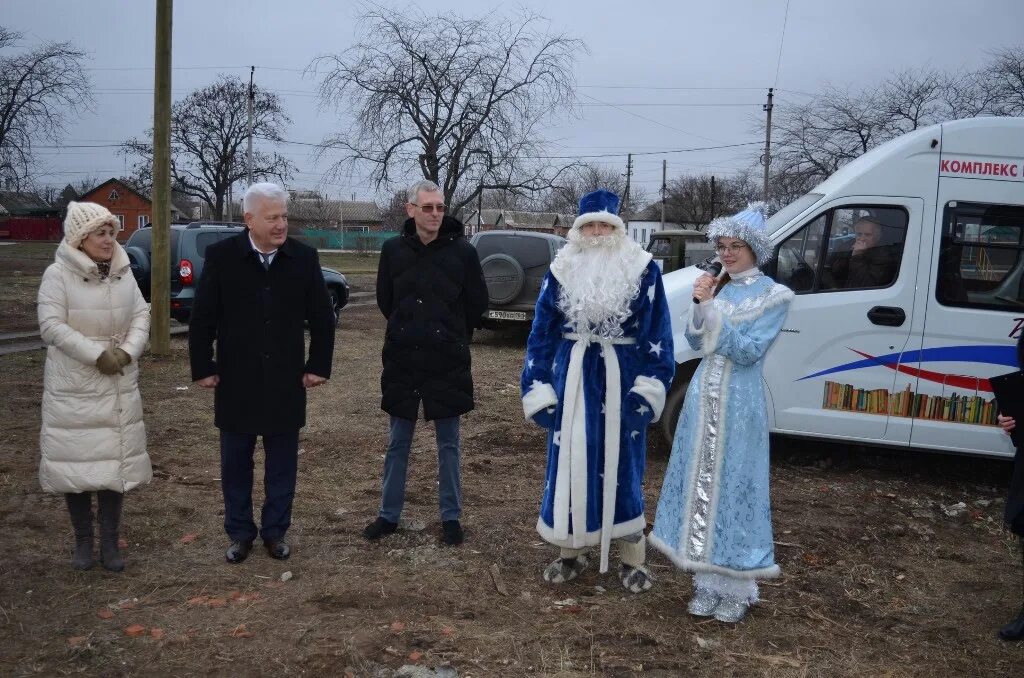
879, 68, 949, 136
767, 69, 976, 197
765, 57, 1024, 201
310, 7, 584, 214
940, 71, 999, 119
124, 75, 292, 220
537, 162, 647, 215
35, 183, 59, 205
772, 84, 889, 190
379, 189, 408, 231
986, 47, 1024, 116
663, 171, 757, 226
288, 190, 342, 231
0, 27, 92, 189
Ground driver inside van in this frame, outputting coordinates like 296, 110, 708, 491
825, 217, 900, 289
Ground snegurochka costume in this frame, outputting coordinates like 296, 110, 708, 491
650, 203, 793, 622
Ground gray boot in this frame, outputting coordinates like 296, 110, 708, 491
64, 492, 94, 570
97, 490, 125, 572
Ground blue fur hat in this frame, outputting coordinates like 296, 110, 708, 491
571, 188, 626, 234
705, 201, 773, 264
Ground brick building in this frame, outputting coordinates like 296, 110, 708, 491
78, 178, 184, 241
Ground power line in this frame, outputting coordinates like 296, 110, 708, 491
579, 103, 762, 108
577, 92, 729, 144
775, 87, 817, 97
32, 135, 761, 162
774, 0, 792, 87
578, 85, 767, 91
83, 86, 773, 105
83, 66, 771, 91
267, 135, 761, 159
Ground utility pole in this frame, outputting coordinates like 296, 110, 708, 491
710, 175, 716, 221
150, 0, 172, 355
476, 186, 483, 236
763, 87, 774, 202
622, 153, 632, 221
660, 158, 666, 230
247, 65, 254, 187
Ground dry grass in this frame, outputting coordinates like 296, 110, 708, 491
0, 303, 1022, 676
0, 241, 379, 334
0, 241, 58, 334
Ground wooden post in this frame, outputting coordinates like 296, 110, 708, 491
660, 158, 666, 230
150, 0, 173, 354
763, 87, 774, 202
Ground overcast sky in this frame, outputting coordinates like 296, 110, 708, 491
5, 0, 1023, 203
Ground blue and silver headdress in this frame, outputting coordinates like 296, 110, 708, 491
705, 202, 773, 264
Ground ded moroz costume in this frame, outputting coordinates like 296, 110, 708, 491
521, 189, 675, 592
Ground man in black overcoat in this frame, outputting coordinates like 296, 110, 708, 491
189, 182, 335, 563
362, 180, 487, 546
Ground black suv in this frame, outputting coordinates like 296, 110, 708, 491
470, 230, 565, 324
124, 223, 349, 325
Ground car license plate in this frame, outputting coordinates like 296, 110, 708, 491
487, 310, 528, 321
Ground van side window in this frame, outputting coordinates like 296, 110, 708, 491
820, 207, 907, 291
771, 206, 908, 293
937, 202, 1024, 311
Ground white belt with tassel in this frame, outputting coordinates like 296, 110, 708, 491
553, 332, 635, 573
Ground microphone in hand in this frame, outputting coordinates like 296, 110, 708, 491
692, 261, 723, 304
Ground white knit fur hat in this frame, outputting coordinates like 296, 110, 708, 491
63, 201, 121, 248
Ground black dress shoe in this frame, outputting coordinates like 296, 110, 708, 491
225, 539, 253, 564
441, 520, 464, 546
999, 605, 1024, 641
362, 517, 398, 540
264, 539, 290, 560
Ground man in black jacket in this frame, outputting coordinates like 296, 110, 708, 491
825, 218, 901, 290
363, 180, 487, 546
189, 182, 335, 564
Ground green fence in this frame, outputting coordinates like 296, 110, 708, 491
301, 229, 397, 252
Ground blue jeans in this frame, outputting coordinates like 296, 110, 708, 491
379, 416, 461, 522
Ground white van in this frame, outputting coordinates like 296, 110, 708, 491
662, 117, 1024, 459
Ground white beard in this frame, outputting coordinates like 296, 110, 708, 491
549, 231, 645, 339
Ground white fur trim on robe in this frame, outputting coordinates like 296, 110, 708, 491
687, 302, 723, 357
570, 211, 626, 234
629, 375, 667, 423
550, 335, 634, 574
523, 381, 558, 419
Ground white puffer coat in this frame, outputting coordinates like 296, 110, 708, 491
37, 241, 152, 493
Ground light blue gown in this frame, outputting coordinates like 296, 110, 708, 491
650, 270, 793, 580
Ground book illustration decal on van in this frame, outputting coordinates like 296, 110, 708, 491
799, 344, 1018, 426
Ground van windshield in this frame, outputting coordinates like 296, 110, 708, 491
767, 193, 823, 237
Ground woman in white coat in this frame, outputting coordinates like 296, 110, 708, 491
37, 201, 151, 571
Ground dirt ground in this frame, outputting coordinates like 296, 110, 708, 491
0, 242, 56, 334
1, 246, 1023, 676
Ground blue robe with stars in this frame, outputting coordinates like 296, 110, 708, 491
521, 261, 674, 570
